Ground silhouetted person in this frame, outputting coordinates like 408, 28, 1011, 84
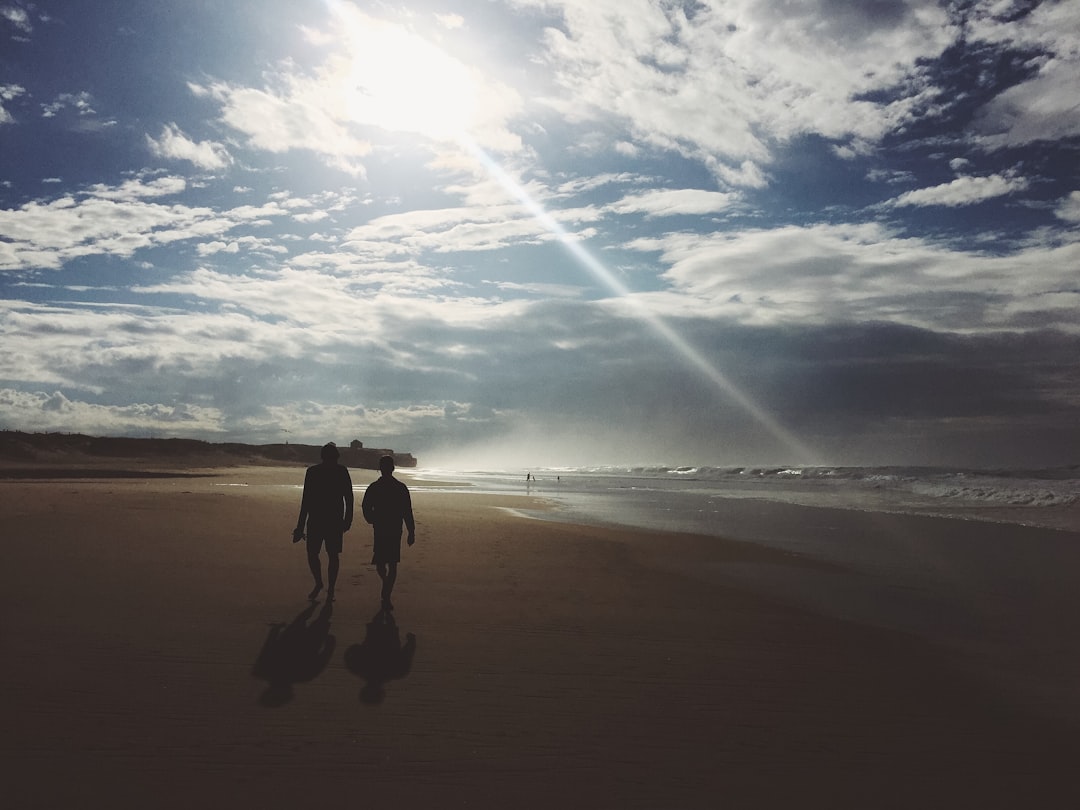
252, 600, 335, 707
361, 455, 415, 611
344, 610, 416, 704
294, 442, 353, 601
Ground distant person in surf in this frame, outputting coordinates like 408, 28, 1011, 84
361, 455, 416, 612
294, 442, 354, 601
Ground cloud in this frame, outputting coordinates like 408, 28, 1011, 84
1055, 191, 1080, 224
971, 59, 1080, 149
606, 188, 739, 217
435, 13, 464, 30
191, 6, 524, 176
41, 91, 96, 118
37, 90, 116, 131
0, 383, 504, 448
515, 0, 956, 185
0, 177, 296, 271
0, 388, 227, 437
627, 222, 1080, 333
338, 203, 560, 256
4, 265, 1078, 464
146, 123, 231, 170
84, 175, 188, 200
195, 236, 288, 257
0, 182, 357, 273
1, 4, 31, 34
0, 83, 25, 124
968, 0, 1080, 149
888, 173, 1030, 208
190, 76, 374, 177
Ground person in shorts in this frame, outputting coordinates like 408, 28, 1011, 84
361, 455, 415, 611
294, 442, 354, 601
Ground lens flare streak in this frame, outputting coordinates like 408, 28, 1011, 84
466, 140, 816, 463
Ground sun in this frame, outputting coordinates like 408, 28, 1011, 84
330, 5, 480, 143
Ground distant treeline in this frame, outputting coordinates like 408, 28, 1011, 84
0, 431, 418, 469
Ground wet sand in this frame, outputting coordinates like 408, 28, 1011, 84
3, 464, 1079, 808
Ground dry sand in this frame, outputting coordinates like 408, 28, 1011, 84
3, 463, 1079, 808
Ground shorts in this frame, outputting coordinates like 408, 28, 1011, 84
306, 521, 343, 555
371, 526, 402, 565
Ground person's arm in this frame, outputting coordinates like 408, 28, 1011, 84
342, 469, 354, 531
361, 482, 376, 525
404, 485, 415, 545
294, 468, 311, 541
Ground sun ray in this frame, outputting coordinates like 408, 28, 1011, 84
464, 140, 818, 463
318, 0, 815, 462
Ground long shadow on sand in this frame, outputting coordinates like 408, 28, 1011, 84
252, 600, 335, 707
344, 610, 416, 704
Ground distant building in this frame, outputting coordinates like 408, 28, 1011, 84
350, 439, 363, 449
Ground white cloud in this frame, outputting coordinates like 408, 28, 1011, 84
889, 173, 1029, 208
84, 175, 187, 200
968, 0, 1080, 149
971, 58, 1080, 149
626, 222, 1080, 333
192, 7, 524, 177
435, 13, 464, 30
196, 241, 240, 256
292, 210, 328, 224
341, 204, 540, 256
0, 388, 227, 436
513, 0, 956, 186
41, 91, 96, 118
147, 123, 231, 170
0, 177, 305, 271
1, 5, 31, 34
258, 401, 458, 445
0, 382, 493, 446
0, 82, 24, 124
1056, 191, 1080, 224
195, 236, 288, 257
606, 188, 739, 217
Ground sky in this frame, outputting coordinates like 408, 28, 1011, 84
1, 0, 1078, 469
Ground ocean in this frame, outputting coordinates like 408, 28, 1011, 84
410, 463, 1080, 686
411, 464, 1080, 538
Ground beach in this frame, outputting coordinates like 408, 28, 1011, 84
4, 463, 1080, 808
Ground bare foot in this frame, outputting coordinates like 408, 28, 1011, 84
307, 583, 323, 600
326, 588, 335, 602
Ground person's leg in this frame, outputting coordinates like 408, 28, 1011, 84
327, 552, 340, 599
380, 561, 398, 608
306, 548, 323, 599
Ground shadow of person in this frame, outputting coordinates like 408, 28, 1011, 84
344, 609, 416, 704
252, 600, 336, 707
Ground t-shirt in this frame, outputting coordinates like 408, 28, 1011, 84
362, 476, 413, 530
300, 463, 353, 526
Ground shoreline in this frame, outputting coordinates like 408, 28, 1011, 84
4, 463, 1080, 807
409, 465, 1080, 535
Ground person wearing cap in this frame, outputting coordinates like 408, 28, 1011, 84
294, 442, 354, 601
361, 454, 416, 611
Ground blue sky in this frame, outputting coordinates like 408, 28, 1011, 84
1, 0, 1078, 468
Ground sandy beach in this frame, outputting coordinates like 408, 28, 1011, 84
3, 462, 1080, 808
